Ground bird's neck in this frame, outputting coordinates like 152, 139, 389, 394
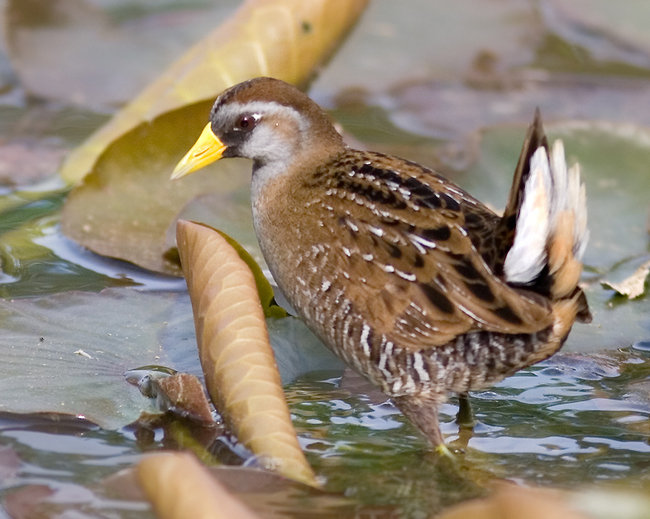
250, 144, 344, 296
250, 134, 344, 205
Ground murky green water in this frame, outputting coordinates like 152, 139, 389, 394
1, 1, 649, 517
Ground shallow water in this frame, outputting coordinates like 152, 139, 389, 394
1, 353, 648, 517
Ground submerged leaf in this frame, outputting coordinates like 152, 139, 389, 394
137, 452, 261, 519
438, 484, 588, 519
0, 141, 68, 187
3, 484, 56, 519
0, 445, 20, 484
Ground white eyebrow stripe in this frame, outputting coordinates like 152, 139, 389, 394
216, 101, 308, 133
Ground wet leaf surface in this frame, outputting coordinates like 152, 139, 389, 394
0, 287, 339, 430
0, 288, 195, 429
61, 104, 255, 276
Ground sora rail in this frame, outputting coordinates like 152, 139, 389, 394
172, 77, 590, 451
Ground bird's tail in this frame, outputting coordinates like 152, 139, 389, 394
500, 111, 591, 322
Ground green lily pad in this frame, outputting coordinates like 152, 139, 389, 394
0, 288, 190, 429
0, 288, 340, 429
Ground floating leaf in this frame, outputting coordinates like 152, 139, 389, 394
601, 259, 650, 299
543, 0, 650, 70
315, 0, 544, 94
0, 285, 339, 431
0, 288, 200, 429
176, 220, 317, 486
137, 452, 262, 519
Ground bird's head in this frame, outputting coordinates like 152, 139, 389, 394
171, 77, 344, 181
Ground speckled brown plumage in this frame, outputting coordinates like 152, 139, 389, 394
173, 77, 591, 449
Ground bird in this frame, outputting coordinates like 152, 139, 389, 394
171, 76, 590, 452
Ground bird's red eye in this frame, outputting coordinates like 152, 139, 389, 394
237, 114, 258, 131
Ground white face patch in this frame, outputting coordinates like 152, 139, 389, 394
218, 101, 308, 161
217, 101, 309, 200
217, 101, 305, 129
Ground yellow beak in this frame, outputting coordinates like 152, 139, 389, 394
171, 123, 227, 180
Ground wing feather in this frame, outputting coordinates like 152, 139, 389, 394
305, 150, 554, 351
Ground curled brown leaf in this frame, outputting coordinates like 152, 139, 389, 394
176, 220, 317, 487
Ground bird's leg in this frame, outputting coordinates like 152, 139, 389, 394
393, 395, 452, 457
456, 392, 475, 429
